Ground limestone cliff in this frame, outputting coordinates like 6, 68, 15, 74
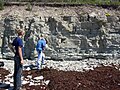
0, 5, 120, 60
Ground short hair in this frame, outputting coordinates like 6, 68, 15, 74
40, 34, 44, 37
16, 29, 24, 36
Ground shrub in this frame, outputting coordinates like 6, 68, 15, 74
0, 0, 4, 10
105, 13, 111, 17
26, 2, 32, 11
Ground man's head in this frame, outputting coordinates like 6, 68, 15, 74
40, 34, 44, 39
16, 29, 25, 36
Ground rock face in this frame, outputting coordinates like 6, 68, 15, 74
0, 5, 120, 60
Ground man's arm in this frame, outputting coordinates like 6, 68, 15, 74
8, 43, 15, 54
18, 46, 24, 64
42, 39, 46, 51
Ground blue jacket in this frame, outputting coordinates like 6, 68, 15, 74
36, 39, 46, 52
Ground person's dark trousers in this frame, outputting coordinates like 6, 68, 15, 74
13, 56, 23, 90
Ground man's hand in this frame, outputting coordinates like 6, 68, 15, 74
21, 59, 24, 65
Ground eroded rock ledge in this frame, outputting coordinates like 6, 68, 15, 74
0, 5, 120, 60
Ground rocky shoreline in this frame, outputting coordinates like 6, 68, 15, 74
0, 58, 120, 90
0, 4, 120, 90
1, 58, 120, 72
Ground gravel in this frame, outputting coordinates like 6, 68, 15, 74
1, 58, 120, 72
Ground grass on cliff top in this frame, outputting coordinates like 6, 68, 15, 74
35, 0, 119, 5
0, 0, 120, 11
75, 1, 120, 5
2, 0, 120, 5
0, 0, 4, 10
52, 0, 120, 5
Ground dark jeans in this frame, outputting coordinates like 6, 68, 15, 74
14, 56, 23, 90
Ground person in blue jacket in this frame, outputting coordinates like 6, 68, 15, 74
36, 34, 46, 69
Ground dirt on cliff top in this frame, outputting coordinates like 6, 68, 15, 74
1, 65, 120, 90
0, 5, 120, 19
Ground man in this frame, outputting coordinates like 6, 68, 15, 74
11, 29, 24, 90
36, 34, 46, 69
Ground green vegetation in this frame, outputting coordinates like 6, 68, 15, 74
0, 0, 4, 10
57, 0, 120, 5
105, 13, 111, 17
22, 0, 120, 5
3, 0, 120, 6
0, 0, 119, 11
26, 2, 32, 11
